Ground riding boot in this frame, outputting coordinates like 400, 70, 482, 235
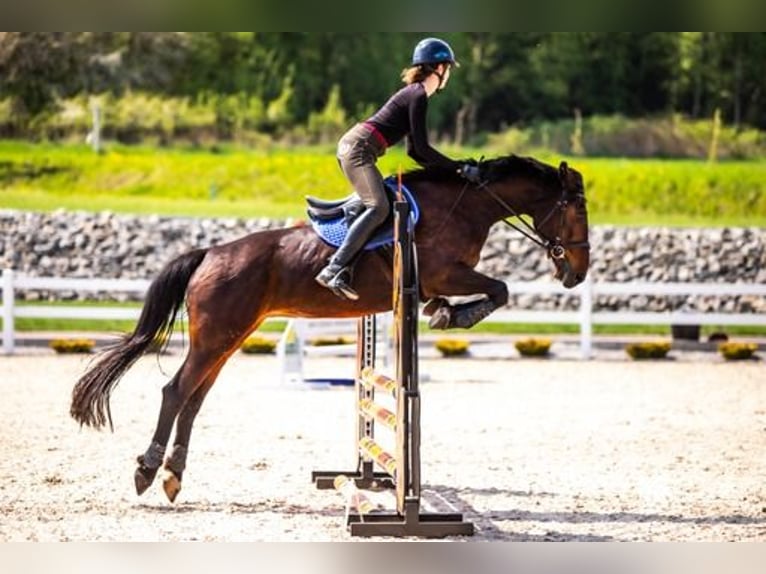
315, 207, 384, 300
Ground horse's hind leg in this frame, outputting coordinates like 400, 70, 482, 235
134, 370, 182, 495
160, 360, 226, 502
134, 352, 219, 495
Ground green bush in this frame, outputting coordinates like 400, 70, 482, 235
213, 93, 268, 138
718, 342, 758, 361
264, 79, 294, 133
110, 92, 171, 141
307, 85, 347, 144
8, 92, 766, 160
625, 341, 671, 360
488, 114, 765, 160
0, 98, 14, 125
309, 336, 354, 347
49, 338, 95, 354
514, 337, 552, 357
240, 336, 277, 354
435, 338, 470, 357
46, 97, 91, 135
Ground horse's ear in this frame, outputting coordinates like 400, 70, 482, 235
558, 161, 568, 177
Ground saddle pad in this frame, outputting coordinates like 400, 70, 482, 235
308, 177, 419, 250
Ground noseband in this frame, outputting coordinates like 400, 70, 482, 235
480, 171, 590, 260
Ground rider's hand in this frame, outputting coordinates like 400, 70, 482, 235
459, 163, 481, 184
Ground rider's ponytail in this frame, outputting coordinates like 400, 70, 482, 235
401, 64, 437, 85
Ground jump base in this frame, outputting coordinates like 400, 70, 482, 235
312, 469, 395, 491
347, 502, 474, 538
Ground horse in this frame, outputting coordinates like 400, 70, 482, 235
70, 153, 590, 502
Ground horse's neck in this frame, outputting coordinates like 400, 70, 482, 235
415, 180, 504, 247
412, 177, 542, 234
480, 178, 542, 224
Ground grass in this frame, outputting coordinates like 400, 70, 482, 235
0, 140, 419, 219
3, 300, 763, 337
577, 158, 766, 226
1, 140, 764, 226
11, 300, 141, 333
422, 321, 766, 338
6, 301, 286, 333
9, 319, 765, 338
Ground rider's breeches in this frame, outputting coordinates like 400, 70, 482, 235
332, 124, 390, 267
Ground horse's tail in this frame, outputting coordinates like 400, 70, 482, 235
70, 248, 209, 430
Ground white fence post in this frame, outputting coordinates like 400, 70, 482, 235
276, 320, 304, 384
579, 274, 593, 359
2, 269, 15, 355
378, 312, 394, 368
89, 101, 102, 153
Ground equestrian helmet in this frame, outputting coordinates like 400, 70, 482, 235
411, 37, 459, 67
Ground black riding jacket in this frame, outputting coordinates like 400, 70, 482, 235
365, 83, 458, 172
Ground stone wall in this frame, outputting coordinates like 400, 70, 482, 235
2, 209, 764, 312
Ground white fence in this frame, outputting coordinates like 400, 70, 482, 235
2, 268, 765, 357
487, 280, 766, 357
2, 269, 150, 354
275, 314, 393, 385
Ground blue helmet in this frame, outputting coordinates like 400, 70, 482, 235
411, 37, 459, 67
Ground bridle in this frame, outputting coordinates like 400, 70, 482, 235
478, 166, 590, 261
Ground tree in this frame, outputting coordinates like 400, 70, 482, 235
3, 33, 766, 135
0, 32, 85, 116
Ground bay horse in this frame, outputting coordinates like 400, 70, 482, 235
70, 154, 590, 502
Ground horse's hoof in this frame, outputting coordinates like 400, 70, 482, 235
134, 465, 158, 496
162, 468, 182, 503
428, 307, 451, 330
423, 298, 448, 317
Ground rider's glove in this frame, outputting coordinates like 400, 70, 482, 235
459, 163, 481, 184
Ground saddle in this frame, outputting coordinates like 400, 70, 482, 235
305, 176, 420, 250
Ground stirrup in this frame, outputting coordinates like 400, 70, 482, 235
315, 264, 343, 288
315, 266, 358, 301
328, 272, 359, 301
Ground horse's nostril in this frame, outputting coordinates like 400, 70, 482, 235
575, 273, 585, 283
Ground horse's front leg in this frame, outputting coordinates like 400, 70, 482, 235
422, 265, 508, 330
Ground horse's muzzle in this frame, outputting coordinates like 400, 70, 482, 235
562, 271, 587, 289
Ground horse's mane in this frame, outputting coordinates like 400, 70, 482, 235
401, 154, 560, 187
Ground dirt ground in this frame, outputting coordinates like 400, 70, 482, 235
0, 351, 764, 541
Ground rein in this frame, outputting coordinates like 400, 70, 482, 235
432, 181, 471, 240
428, 164, 590, 260
477, 177, 589, 260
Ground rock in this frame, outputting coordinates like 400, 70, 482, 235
0, 209, 763, 313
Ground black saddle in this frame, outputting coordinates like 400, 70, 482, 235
305, 193, 366, 221
305, 177, 420, 251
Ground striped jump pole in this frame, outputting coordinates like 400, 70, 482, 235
312, 199, 474, 538
333, 475, 375, 517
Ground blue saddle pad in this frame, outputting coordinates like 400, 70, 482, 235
309, 176, 420, 250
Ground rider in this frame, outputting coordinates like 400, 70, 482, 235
315, 36, 482, 300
